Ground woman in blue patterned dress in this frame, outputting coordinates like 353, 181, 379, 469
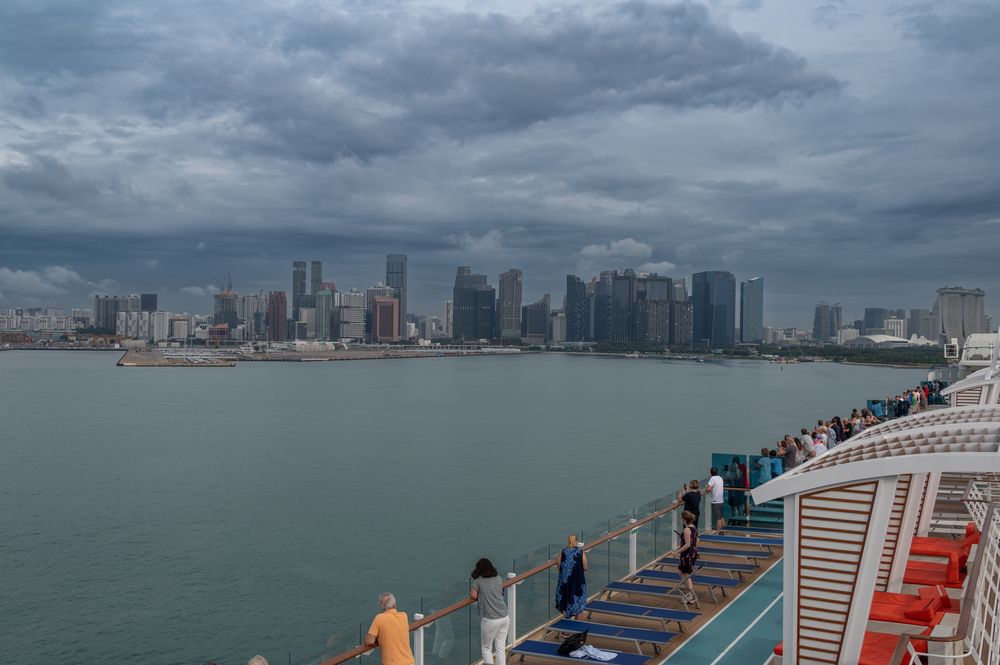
554, 534, 588, 619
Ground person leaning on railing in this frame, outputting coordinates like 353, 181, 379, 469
469, 558, 509, 665
364, 593, 415, 665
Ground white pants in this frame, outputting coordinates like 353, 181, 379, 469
480, 615, 509, 665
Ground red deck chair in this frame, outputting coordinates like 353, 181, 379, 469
774, 631, 929, 665
909, 522, 979, 569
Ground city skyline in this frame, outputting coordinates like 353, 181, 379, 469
1, 1, 999, 326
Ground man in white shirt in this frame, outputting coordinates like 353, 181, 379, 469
706, 467, 726, 531
799, 428, 816, 458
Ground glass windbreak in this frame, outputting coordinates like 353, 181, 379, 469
422, 579, 474, 665
711, 452, 750, 522
512, 544, 556, 640
607, 512, 633, 584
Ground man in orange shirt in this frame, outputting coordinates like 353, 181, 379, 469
365, 593, 415, 665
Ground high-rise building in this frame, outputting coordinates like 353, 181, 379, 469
521, 294, 550, 344
611, 270, 638, 343
909, 308, 931, 340
933, 287, 987, 345
444, 301, 453, 337
364, 282, 394, 341
213, 290, 239, 329
813, 302, 832, 341
636, 274, 672, 345
884, 317, 907, 338
672, 279, 688, 303
140, 293, 158, 312
452, 266, 495, 341
291, 261, 307, 320
565, 275, 592, 342
371, 296, 400, 342
692, 271, 736, 349
863, 308, 890, 334
497, 268, 523, 341
670, 299, 693, 349
266, 291, 287, 341
310, 261, 323, 296
333, 290, 365, 340
386, 254, 407, 340
592, 272, 615, 342
549, 310, 566, 343
739, 277, 764, 343
315, 288, 333, 341
830, 303, 843, 336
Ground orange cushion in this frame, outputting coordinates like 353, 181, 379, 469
917, 585, 952, 610
774, 633, 927, 664
903, 597, 942, 622
905, 559, 963, 586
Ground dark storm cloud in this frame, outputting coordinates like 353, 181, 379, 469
3, 155, 99, 201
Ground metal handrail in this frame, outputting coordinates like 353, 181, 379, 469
316, 497, 685, 665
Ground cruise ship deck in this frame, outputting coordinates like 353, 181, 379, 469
319, 370, 1000, 665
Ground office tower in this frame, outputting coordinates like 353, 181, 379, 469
520, 294, 550, 344
830, 303, 842, 337
739, 277, 764, 343
813, 303, 832, 341
299, 307, 316, 338
291, 261, 306, 319
385, 254, 408, 340
310, 261, 322, 296
610, 270, 637, 342
933, 287, 987, 345
591, 272, 615, 342
497, 268, 523, 341
863, 308, 890, 334
364, 282, 393, 341
884, 317, 907, 338
549, 310, 566, 343
140, 294, 158, 312
671, 299, 694, 348
266, 291, 287, 341
333, 290, 365, 340
315, 289, 333, 341
672, 279, 688, 303
213, 290, 239, 329
371, 296, 400, 342
909, 309, 930, 340
692, 271, 736, 349
565, 275, 592, 342
125, 293, 141, 313
444, 301, 453, 337
636, 274, 672, 345
452, 266, 496, 341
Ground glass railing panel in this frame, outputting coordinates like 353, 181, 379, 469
578, 520, 610, 595
608, 512, 633, 582
422, 579, 474, 665
512, 544, 555, 639
633, 499, 657, 569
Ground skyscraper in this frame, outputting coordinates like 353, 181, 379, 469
496, 268, 523, 341
863, 308, 890, 334
739, 277, 764, 343
521, 294, 550, 344
140, 293, 158, 312
611, 270, 638, 342
670, 299, 693, 348
565, 275, 592, 342
386, 254, 407, 340
813, 302, 832, 341
692, 271, 736, 348
636, 274, 672, 345
830, 303, 843, 338
291, 261, 306, 320
444, 300, 453, 337
213, 289, 239, 329
266, 291, 287, 341
315, 288, 333, 341
371, 296, 400, 342
592, 272, 615, 342
452, 266, 496, 341
310, 261, 323, 296
933, 287, 987, 345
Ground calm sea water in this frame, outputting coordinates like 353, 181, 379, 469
0, 351, 925, 665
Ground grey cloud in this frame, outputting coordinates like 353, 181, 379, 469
3, 155, 99, 201
900, 2, 1000, 53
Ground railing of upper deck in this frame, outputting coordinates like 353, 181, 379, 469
281, 459, 780, 665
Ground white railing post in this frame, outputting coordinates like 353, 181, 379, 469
412, 614, 425, 665
628, 518, 638, 574
702, 492, 711, 532
506, 573, 518, 644
670, 509, 679, 551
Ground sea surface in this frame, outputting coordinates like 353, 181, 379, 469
0, 351, 925, 665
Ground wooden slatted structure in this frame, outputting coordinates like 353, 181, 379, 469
753, 405, 1000, 664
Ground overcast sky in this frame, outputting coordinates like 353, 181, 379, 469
1, 0, 998, 327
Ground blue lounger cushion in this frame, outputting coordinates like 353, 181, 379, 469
584, 600, 699, 624
548, 619, 677, 645
633, 568, 740, 587
696, 546, 764, 561
657, 557, 756, 573
606, 581, 672, 596
512, 640, 650, 665
700, 534, 780, 546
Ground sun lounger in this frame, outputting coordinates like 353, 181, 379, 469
722, 524, 783, 535
699, 534, 780, 553
910, 523, 978, 568
903, 559, 965, 588
654, 556, 756, 579
511, 640, 650, 665
603, 581, 700, 609
583, 600, 699, 632
695, 545, 764, 564
630, 568, 740, 603
544, 618, 677, 654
